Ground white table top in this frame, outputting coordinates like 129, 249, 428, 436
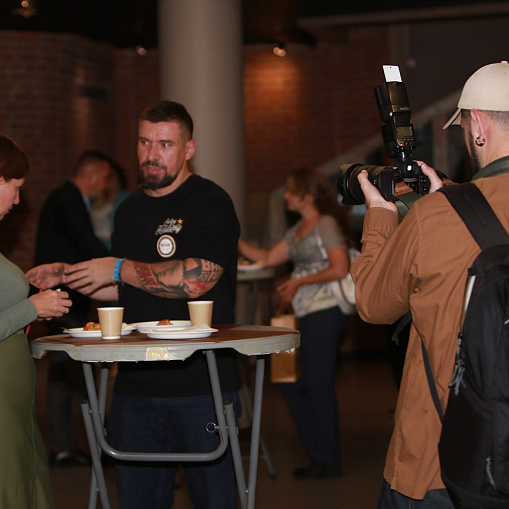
237, 266, 275, 282
31, 324, 300, 363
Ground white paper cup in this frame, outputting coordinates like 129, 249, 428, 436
187, 300, 213, 327
97, 307, 124, 339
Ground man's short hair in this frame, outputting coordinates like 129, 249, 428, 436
73, 150, 112, 177
486, 110, 509, 132
461, 109, 509, 132
139, 100, 194, 141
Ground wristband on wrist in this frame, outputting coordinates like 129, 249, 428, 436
114, 258, 126, 285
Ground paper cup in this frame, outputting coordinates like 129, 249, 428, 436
97, 307, 124, 339
187, 300, 213, 327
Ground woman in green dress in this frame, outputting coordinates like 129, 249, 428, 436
0, 134, 72, 508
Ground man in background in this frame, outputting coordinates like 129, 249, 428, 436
35, 150, 111, 467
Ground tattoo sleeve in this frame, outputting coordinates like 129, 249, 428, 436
133, 258, 223, 299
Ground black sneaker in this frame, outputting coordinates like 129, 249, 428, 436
49, 449, 92, 468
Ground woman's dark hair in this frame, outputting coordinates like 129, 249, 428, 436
286, 167, 354, 246
0, 134, 29, 180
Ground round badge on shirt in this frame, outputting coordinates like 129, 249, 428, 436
157, 235, 176, 258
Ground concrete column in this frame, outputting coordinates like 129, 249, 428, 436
157, 0, 246, 228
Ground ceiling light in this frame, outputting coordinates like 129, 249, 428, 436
273, 44, 286, 58
11, 0, 37, 18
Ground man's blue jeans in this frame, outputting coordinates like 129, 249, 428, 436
110, 391, 241, 509
377, 479, 456, 509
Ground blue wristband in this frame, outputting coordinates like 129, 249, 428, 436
114, 258, 125, 284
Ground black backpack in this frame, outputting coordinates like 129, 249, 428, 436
422, 182, 509, 508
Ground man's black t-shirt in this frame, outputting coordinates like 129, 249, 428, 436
112, 174, 241, 397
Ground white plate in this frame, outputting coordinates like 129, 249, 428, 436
238, 262, 265, 272
143, 329, 215, 340
63, 324, 136, 338
130, 320, 191, 331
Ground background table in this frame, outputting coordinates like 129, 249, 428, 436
31, 324, 300, 509
237, 266, 276, 325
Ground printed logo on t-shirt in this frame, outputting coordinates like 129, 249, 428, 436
155, 218, 183, 235
157, 235, 176, 258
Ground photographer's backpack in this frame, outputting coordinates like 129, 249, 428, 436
422, 182, 509, 508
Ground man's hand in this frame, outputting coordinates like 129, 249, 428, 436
26, 263, 69, 290
357, 171, 398, 212
416, 161, 445, 193
357, 161, 445, 211
64, 257, 117, 295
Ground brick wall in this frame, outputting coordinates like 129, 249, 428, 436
0, 32, 159, 270
243, 26, 389, 195
242, 27, 390, 242
113, 48, 159, 190
0, 32, 116, 269
0, 27, 389, 270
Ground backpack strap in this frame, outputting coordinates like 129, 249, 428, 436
422, 182, 509, 422
438, 182, 509, 249
421, 340, 445, 421
391, 312, 412, 345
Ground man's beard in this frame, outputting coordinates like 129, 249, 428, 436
139, 162, 176, 190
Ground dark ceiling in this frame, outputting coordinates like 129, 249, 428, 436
0, 0, 503, 49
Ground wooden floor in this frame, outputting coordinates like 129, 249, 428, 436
34, 343, 398, 509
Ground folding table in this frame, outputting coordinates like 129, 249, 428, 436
31, 324, 300, 509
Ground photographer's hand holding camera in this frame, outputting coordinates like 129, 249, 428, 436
357, 161, 444, 212
350, 61, 509, 508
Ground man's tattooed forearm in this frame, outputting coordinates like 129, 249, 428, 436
134, 262, 158, 288
187, 259, 222, 283
133, 259, 223, 299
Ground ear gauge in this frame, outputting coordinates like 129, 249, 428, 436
475, 137, 486, 147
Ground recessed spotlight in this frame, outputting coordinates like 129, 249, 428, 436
273, 45, 286, 58
11, 0, 37, 17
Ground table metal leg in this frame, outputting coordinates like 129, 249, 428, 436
82, 400, 110, 509
240, 377, 276, 478
225, 398, 246, 509
85, 361, 229, 462
246, 356, 266, 509
242, 280, 276, 478
81, 363, 111, 509
204, 350, 249, 509
80, 354, 253, 509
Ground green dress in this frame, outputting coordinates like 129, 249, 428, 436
0, 253, 55, 509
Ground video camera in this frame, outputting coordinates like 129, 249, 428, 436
337, 66, 443, 206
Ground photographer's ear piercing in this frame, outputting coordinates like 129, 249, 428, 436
475, 137, 486, 147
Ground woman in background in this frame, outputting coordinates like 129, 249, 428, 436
239, 167, 353, 479
0, 134, 71, 508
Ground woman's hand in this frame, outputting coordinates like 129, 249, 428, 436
29, 289, 72, 320
26, 262, 69, 290
276, 278, 301, 302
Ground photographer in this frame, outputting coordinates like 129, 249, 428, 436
350, 61, 509, 508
